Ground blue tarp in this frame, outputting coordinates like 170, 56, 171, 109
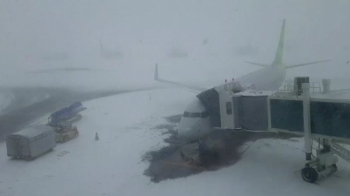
68, 102, 83, 110
68, 102, 85, 114
50, 102, 85, 123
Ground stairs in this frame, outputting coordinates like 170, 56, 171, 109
331, 142, 350, 163
313, 137, 350, 164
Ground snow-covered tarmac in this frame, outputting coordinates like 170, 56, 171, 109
0, 88, 349, 196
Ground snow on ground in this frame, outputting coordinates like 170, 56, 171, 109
0, 88, 350, 196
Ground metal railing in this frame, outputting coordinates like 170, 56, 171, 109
331, 142, 350, 163
313, 137, 350, 164
223, 81, 244, 94
273, 81, 322, 97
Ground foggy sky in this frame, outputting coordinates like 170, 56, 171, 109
0, 0, 349, 89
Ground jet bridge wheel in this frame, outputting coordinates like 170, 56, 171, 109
301, 167, 318, 183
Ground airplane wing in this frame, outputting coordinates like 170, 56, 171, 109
245, 60, 331, 69
286, 60, 330, 69
154, 64, 207, 93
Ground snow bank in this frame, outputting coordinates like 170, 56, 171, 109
0, 88, 349, 196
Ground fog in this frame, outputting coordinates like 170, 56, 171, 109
0, 0, 349, 90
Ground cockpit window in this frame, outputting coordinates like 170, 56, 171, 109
190, 113, 201, 118
201, 111, 208, 118
183, 112, 190, 117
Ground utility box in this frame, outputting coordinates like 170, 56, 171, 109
294, 77, 309, 95
6, 125, 56, 159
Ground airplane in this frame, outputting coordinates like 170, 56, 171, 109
155, 19, 330, 142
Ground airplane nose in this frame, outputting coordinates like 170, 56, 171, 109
177, 127, 192, 138
177, 118, 200, 140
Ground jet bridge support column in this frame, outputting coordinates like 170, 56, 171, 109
301, 81, 338, 183
302, 83, 312, 161
301, 83, 319, 183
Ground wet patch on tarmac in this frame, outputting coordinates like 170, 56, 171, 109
143, 115, 300, 183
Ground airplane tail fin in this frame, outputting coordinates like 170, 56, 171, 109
245, 19, 329, 69
272, 19, 286, 66
246, 19, 286, 68
272, 19, 330, 68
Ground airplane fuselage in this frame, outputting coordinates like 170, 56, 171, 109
164, 19, 327, 141
237, 65, 286, 91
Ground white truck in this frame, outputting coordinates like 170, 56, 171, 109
6, 125, 56, 160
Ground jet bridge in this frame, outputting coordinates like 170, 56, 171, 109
196, 81, 244, 128
269, 95, 350, 140
196, 88, 221, 128
216, 77, 350, 183
217, 89, 271, 131
268, 80, 350, 183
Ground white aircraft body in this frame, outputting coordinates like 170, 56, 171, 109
155, 19, 329, 141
